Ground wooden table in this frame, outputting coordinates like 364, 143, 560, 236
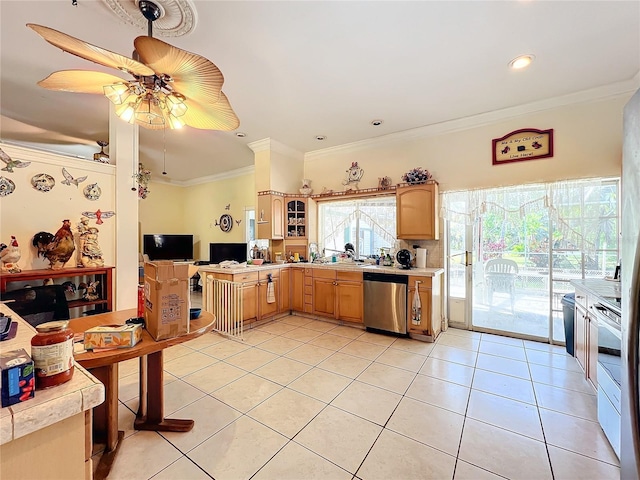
71, 309, 215, 480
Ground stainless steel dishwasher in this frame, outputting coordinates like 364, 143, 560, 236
363, 272, 408, 334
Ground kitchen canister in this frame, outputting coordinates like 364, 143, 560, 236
416, 248, 427, 269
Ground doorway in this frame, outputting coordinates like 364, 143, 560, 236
445, 178, 620, 343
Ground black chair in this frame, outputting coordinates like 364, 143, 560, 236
1, 285, 70, 327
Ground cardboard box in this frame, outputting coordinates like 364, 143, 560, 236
84, 323, 142, 350
1, 349, 35, 407
144, 260, 190, 340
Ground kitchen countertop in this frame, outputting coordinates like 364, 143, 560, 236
0, 304, 105, 445
199, 262, 444, 277
570, 278, 622, 314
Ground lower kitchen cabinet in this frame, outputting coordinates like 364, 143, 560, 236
312, 270, 336, 317
280, 268, 290, 313
311, 270, 363, 323
335, 271, 363, 323
258, 277, 279, 319
203, 269, 282, 326
291, 268, 305, 311
406, 275, 442, 340
241, 281, 258, 323
257, 269, 280, 321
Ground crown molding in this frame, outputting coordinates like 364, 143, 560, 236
247, 137, 303, 159
154, 165, 255, 187
0, 141, 115, 175
305, 77, 639, 161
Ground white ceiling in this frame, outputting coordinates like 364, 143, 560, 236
1, 1, 639, 183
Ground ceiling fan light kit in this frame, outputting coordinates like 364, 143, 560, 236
27, 0, 239, 131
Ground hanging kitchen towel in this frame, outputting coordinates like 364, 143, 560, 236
412, 280, 422, 325
266, 274, 276, 304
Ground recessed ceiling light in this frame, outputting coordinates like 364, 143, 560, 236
315, 135, 327, 141
370, 119, 384, 126
509, 54, 535, 70
235, 132, 246, 138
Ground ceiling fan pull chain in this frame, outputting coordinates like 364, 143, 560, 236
162, 126, 167, 175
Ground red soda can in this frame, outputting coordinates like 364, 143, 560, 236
137, 285, 144, 318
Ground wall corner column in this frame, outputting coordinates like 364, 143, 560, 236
109, 103, 139, 310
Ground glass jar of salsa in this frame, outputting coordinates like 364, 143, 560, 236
31, 320, 74, 389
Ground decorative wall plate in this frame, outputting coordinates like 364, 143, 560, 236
83, 183, 102, 201
0, 176, 15, 196
219, 214, 233, 232
31, 173, 55, 192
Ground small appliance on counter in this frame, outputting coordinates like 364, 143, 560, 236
396, 249, 412, 269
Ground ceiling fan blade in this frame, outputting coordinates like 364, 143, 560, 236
38, 70, 129, 94
134, 36, 224, 104
181, 92, 240, 131
28, 24, 155, 77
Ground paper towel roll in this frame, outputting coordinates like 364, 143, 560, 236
416, 248, 427, 269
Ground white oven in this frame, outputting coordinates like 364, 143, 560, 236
592, 302, 622, 458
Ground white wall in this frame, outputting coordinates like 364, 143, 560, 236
0, 144, 116, 270
303, 95, 628, 192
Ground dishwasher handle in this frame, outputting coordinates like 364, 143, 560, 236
363, 272, 409, 284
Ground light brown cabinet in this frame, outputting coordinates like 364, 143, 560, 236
396, 182, 439, 240
257, 193, 284, 240
335, 271, 363, 323
207, 269, 281, 326
280, 268, 290, 313
257, 269, 280, 321
311, 269, 363, 323
285, 198, 307, 239
406, 275, 441, 339
291, 268, 305, 311
258, 278, 279, 319
312, 270, 336, 317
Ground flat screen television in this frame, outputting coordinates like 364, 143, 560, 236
143, 234, 194, 261
210, 243, 248, 264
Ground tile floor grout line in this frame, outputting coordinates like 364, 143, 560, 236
114, 313, 619, 479
525, 344, 558, 479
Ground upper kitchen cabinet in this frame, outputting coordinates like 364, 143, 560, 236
257, 192, 284, 240
285, 198, 307, 239
396, 181, 440, 240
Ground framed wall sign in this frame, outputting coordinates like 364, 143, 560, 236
492, 128, 554, 165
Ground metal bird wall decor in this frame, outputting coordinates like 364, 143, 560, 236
0, 148, 31, 173
61, 167, 87, 187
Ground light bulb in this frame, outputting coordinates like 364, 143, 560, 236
116, 102, 137, 123
165, 93, 187, 117
167, 113, 185, 129
509, 55, 535, 70
103, 83, 131, 105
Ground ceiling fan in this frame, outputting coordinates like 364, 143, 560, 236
28, 0, 239, 131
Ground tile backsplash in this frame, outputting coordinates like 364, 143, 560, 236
397, 239, 443, 268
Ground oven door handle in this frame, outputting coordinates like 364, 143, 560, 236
591, 304, 622, 339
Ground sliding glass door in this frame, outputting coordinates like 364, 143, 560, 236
470, 187, 551, 340
445, 178, 619, 342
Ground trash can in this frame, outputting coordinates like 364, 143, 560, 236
561, 293, 575, 356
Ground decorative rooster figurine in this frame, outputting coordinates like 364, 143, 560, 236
32, 219, 76, 270
0, 236, 22, 273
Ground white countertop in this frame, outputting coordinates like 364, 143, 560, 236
0, 304, 105, 445
199, 262, 444, 277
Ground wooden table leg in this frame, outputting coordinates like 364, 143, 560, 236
90, 364, 125, 480
134, 350, 194, 432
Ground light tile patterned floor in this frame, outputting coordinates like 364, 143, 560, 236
106, 314, 620, 480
